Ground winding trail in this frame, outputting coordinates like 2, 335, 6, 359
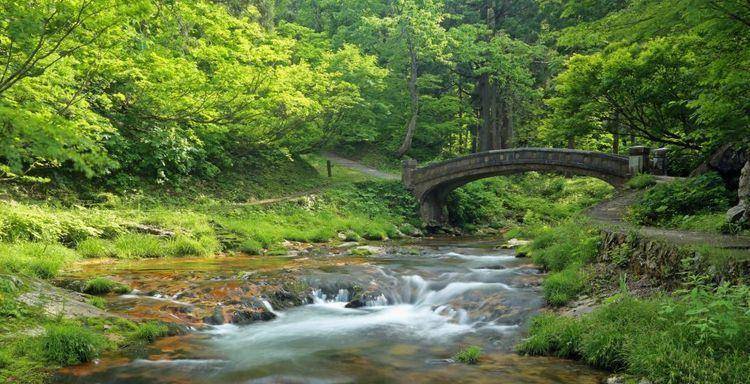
586, 190, 750, 249
322, 152, 400, 181
235, 153, 399, 206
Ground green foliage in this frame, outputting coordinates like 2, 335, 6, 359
40, 323, 108, 366
625, 174, 656, 190
87, 297, 107, 310
83, 277, 130, 295
0, 242, 78, 279
530, 220, 600, 273
543, 265, 587, 306
131, 322, 168, 343
446, 174, 613, 229
518, 313, 583, 358
629, 173, 733, 226
522, 286, 750, 384
453, 345, 482, 364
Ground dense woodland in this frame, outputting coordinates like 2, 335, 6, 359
1, 0, 748, 187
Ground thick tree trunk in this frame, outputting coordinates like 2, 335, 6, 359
567, 137, 576, 149
499, 98, 513, 149
396, 34, 419, 158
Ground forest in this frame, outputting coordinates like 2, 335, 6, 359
2, 0, 748, 187
2, 1, 750, 384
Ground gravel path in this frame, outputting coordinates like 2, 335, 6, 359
586, 190, 750, 249
322, 152, 400, 181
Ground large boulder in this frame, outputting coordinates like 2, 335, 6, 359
692, 143, 748, 189
727, 159, 750, 224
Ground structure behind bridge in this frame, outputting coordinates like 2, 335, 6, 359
403, 147, 666, 227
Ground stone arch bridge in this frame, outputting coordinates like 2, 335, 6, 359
402, 148, 634, 226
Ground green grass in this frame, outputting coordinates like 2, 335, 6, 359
130, 321, 168, 343
519, 288, 750, 383
543, 265, 588, 306
453, 345, 482, 364
87, 296, 107, 309
83, 277, 131, 295
39, 323, 108, 365
0, 242, 78, 279
625, 173, 656, 190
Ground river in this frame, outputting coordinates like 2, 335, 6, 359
54, 239, 604, 383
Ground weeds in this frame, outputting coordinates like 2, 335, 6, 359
454, 345, 482, 364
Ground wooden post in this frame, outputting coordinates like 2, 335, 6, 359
326, 160, 332, 178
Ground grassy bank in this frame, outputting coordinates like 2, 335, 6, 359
516, 217, 750, 384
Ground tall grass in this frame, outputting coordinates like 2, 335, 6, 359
519, 286, 750, 384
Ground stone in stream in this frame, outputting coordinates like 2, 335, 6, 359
231, 309, 276, 324
203, 306, 226, 325
344, 299, 366, 309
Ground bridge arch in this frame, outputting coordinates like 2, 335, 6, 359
402, 148, 631, 227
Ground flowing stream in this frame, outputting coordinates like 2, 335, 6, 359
54, 240, 604, 383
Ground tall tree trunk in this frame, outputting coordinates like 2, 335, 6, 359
567, 136, 576, 149
499, 98, 513, 149
396, 33, 419, 158
611, 112, 621, 154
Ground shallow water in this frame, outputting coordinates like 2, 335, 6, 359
55, 241, 604, 384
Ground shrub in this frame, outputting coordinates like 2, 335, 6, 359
453, 345, 482, 364
629, 172, 732, 226
83, 277, 131, 295
40, 324, 107, 365
625, 174, 656, 190
131, 322, 168, 343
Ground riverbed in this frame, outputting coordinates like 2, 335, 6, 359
54, 240, 604, 383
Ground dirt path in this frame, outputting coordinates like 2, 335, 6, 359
234, 153, 400, 207
586, 191, 750, 249
322, 152, 400, 181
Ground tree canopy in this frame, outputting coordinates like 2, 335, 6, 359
1, 0, 747, 184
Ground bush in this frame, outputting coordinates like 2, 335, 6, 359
40, 324, 107, 365
0, 242, 78, 279
453, 345, 482, 364
83, 277, 131, 295
629, 172, 733, 226
625, 174, 656, 190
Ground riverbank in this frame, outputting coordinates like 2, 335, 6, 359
515, 212, 750, 383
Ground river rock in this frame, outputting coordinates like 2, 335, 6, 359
344, 299, 366, 308
231, 309, 276, 324
203, 306, 225, 325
